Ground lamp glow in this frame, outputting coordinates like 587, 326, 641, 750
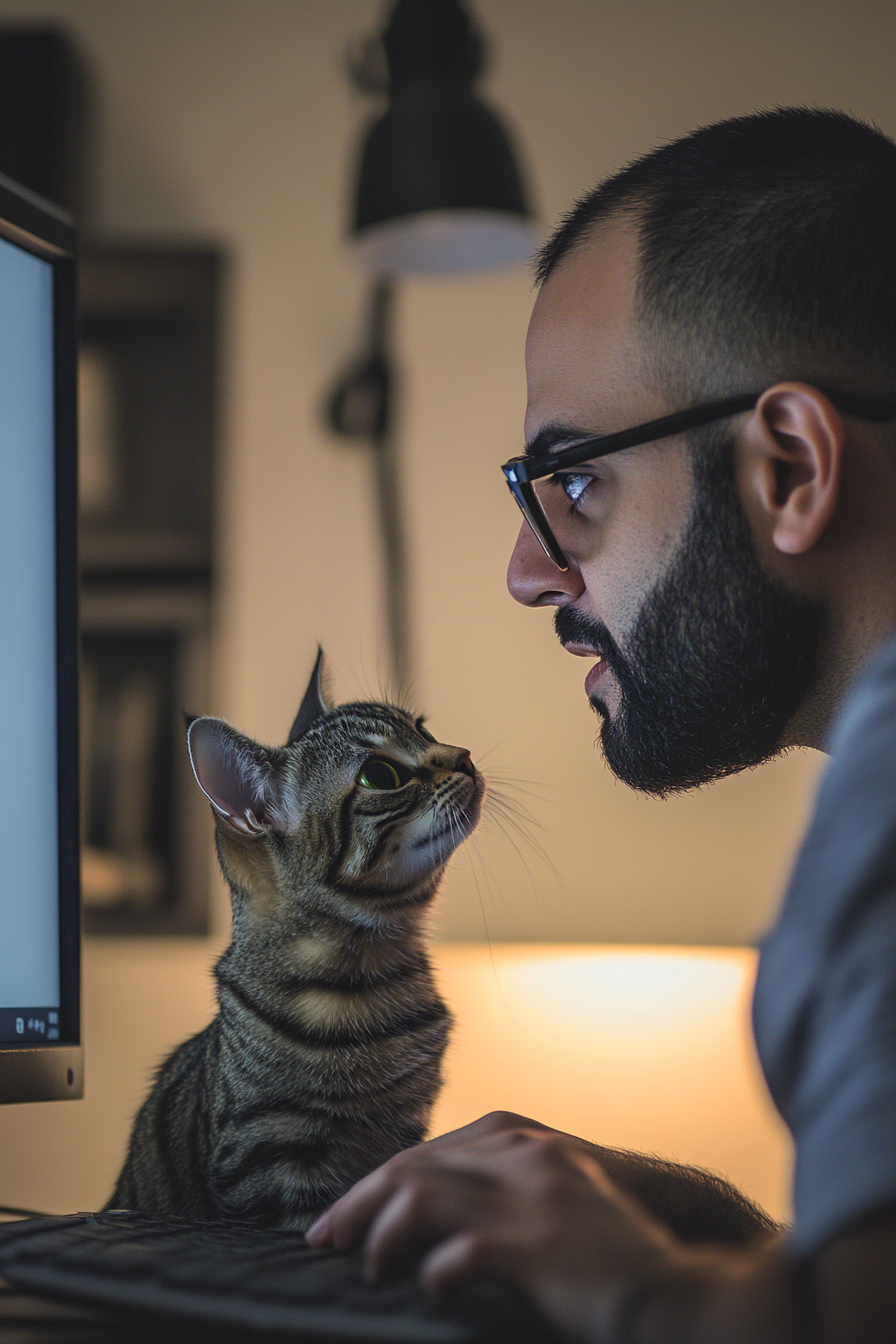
353, 208, 538, 276
430, 944, 793, 1223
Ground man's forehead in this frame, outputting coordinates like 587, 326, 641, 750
525, 223, 653, 439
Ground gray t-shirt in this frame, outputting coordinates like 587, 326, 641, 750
753, 634, 896, 1257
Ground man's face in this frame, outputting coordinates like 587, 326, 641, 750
508, 223, 823, 794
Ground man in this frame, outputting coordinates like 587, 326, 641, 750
308, 109, 896, 1341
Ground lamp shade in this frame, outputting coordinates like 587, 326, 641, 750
350, 0, 538, 274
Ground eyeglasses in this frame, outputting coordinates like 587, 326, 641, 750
502, 388, 896, 572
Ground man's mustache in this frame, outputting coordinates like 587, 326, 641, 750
553, 606, 628, 680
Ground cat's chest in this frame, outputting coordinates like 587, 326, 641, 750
216, 939, 448, 1096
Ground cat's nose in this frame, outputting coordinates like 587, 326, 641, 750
453, 752, 475, 778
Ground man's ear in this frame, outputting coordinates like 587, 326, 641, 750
743, 383, 844, 556
287, 647, 332, 743
187, 717, 276, 838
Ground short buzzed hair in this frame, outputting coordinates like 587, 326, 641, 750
536, 109, 896, 402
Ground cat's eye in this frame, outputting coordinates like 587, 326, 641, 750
415, 717, 437, 744
359, 758, 405, 790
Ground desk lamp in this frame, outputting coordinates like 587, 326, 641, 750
326, 0, 537, 691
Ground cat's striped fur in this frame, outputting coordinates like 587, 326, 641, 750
108, 653, 483, 1229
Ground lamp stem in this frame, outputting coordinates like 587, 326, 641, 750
368, 276, 412, 695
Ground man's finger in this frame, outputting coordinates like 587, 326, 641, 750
421, 1232, 495, 1296
308, 1159, 404, 1250
363, 1168, 489, 1283
305, 1210, 333, 1247
362, 1182, 432, 1282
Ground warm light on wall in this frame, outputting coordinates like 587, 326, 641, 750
430, 945, 793, 1223
503, 947, 743, 1034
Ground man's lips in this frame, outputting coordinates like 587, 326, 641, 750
562, 642, 607, 696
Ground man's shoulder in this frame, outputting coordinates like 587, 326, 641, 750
754, 632, 896, 1260
790, 633, 896, 899
824, 634, 896, 774
755, 630, 896, 1059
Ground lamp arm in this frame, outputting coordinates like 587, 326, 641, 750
324, 277, 412, 693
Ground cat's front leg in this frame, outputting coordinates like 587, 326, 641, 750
209, 1111, 338, 1229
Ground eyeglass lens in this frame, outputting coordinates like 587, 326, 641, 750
509, 479, 570, 571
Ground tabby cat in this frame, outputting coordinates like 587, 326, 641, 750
108, 651, 483, 1229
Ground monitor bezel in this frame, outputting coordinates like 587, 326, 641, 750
0, 172, 83, 1104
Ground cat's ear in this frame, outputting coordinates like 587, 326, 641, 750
287, 647, 332, 743
187, 716, 276, 838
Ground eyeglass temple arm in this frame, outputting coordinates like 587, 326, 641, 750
505, 387, 896, 484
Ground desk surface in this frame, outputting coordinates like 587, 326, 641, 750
0, 1280, 260, 1343
1, 1279, 140, 1343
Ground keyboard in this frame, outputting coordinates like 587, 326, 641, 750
0, 1212, 553, 1343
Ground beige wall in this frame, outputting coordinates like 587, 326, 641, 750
0, 0, 890, 942
0, 0, 893, 1215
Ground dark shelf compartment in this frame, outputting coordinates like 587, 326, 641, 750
78, 247, 220, 580
78, 245, 222, 934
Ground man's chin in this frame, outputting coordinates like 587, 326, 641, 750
588, 694, 610, 723
589, 698, 674, 796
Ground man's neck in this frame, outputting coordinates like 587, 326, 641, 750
784, 609, 896, 751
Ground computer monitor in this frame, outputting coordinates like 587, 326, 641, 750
0, 172, 81, 1104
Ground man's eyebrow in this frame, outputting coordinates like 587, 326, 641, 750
524, 423, 598, 460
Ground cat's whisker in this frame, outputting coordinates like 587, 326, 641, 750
474, 817, 541, 907
486, 805, 565, 896
460, 779, 565, 904
485, 798, 551, 851
354, 643, 380, 706
480, 770, 556, 805
486, 781, 564, 849
372, 640, 391, 705
464, 843, 495, 940
458, 840, 517, 1015
431, 773, 540, 916
468, 829, 515, 915
486, 786, 559, 851
473, 730, 525, 765
424, 798, 442, 858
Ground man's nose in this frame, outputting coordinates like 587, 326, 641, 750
506, 521, 585, 607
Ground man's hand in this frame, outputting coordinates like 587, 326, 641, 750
307, 1112, 896, 1343
308, 1119, 689, 1342
312, 1111, 776, 1250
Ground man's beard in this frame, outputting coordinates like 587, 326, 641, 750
554, 429, 824, 796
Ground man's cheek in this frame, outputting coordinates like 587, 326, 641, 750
581, 477, 690, 638
580, 562, 644, 651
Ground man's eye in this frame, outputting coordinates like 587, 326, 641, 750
555, 473, 592, 505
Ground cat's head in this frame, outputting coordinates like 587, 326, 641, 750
186, 650, 484, 923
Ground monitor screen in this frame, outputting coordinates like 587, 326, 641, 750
0, 174, 81, 1104
0, 235, 60, 1042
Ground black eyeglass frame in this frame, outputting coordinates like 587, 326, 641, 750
501, 388, 896, 572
